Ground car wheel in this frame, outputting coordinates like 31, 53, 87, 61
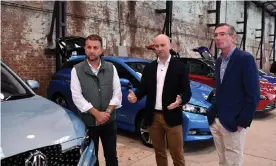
53, 94, 68, 109
136, 115, 153, 148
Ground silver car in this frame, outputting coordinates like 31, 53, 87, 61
0, 61, 96, 166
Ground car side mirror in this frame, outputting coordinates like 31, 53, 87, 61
26, 80, 40, 90
120, 78, 133, 89
0, 93, 4, 100
136, 72, 142, 77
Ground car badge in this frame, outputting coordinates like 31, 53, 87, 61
25, 150, 47, 166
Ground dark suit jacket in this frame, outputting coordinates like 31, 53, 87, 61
135, 58, 192, 127
207, 48, 260, 132
270, 61, 276, 74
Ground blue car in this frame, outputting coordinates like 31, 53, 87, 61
48, 37, 213, 147
258, 68, 276, 85
1, 61, 96, 166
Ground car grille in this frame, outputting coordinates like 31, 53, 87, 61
189, 129, 212, 135
1, 144, 81, 166
60, 146, 81, 165
207, 89, 216, 104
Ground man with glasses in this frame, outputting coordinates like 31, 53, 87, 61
207, 23, 260, 166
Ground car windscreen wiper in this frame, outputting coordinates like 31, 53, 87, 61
4, 93, 34, 101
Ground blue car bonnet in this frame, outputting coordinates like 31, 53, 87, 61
189, 81, 213, 108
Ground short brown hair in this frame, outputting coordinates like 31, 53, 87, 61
215, 23, 236, 36
86, 34, 102, 47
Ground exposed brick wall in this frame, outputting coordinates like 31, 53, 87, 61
1, 1, 275, 97
1, 2, 56, 96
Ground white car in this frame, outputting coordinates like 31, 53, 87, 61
1, 61, 96, 166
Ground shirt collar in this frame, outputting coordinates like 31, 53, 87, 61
221, 47, 236, 61
157, 54, 171, 64
87, 59, 101, 71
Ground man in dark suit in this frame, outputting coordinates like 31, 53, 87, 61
207, 23, 260, 166
128, 34, 191, 166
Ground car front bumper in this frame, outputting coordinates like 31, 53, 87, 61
182, 112, 213, 142
1, 140, 97, 166
257, 99, 276, 112
77, 140, 96, 166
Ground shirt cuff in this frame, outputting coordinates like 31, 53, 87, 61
109, 98, 122, 109
83, 103, 93, 113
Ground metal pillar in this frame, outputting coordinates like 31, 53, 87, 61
243, 1, 248, 50
207, 1, 221, 59
255, 4, 265, 69
167, 1, 172, 41
55, 1, 67, 71
47, 2, 57, 45
251, 1, 276, 64
117, 1, 122, 46
156, 1, 173, 41
215, 1, 221, 27
46, 1, 67, 71
236, 1, 248, 51
260, 4, 265, 69
273, 16, 276, 62
214, 1, 221, 59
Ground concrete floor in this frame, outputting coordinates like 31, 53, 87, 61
98, 110, 276, 166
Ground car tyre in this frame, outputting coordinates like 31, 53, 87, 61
52, 94, 68, 109
136, 115, 153, 148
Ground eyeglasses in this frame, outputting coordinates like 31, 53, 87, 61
213, 32, 232, 38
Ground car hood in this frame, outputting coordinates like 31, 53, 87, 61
1, 95, 85, 159
260, 79, 276, 95
189, 81, 212, 108
260, 75, 276, 85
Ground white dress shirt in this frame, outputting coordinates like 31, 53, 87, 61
70, 60, 122, 113
155, 55, 171, 110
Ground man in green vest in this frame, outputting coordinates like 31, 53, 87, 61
70, 34, 122, 166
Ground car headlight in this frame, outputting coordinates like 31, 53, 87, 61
182, 104, 207, 114
80, 130, 90, 154
260, 95, 268, 100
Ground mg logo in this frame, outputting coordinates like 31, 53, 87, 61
25, 150, 47, 166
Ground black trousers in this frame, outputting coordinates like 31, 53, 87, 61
87, 120, 118, 166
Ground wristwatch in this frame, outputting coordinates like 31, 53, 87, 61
106, 108, 112, 114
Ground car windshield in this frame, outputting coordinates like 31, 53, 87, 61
204, 60, 215, 69
1, 64, 32, 101
201, 51, 214, 60
125, 62, 149, 74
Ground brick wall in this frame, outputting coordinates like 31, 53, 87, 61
1, 1, 275, 97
